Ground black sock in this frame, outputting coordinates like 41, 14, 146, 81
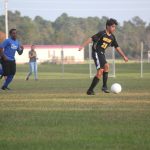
103, 72, 108, 88
88, 76, 99, 91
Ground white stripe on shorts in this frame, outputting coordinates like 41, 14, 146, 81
95, 52, 100, 69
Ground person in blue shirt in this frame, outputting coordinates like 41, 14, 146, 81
0, 28, 24, 90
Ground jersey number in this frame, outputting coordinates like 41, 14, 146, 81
101, 42, 108, 49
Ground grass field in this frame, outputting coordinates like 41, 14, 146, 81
0, 63, 150, 150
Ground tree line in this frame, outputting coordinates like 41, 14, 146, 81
0, 11, 150, 58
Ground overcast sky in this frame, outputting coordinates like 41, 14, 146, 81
0, 0, 150, 23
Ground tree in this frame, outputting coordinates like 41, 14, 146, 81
0, 11, 149, 58
0, 31, 6, 43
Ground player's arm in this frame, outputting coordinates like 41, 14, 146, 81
78, 38, 92, 51
29, 52, 36, 58
0, 48, 3, 56
33, 51, 37, 57
17, 44, 24, 55
0, 40, 8, 60
29, 52, 33, 58
0, 48, 7, 61
112, 36, 128, 62
0, 48, 4, 58
115, 47, 128, 62
79, 32, 102, 51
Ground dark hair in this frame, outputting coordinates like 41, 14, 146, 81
106, 18, 118, 27
9, 28, 17, 35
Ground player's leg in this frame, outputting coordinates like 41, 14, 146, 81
1, 61, 15, 90
34, 62, 38, 80
0, 59, 4, 79
1, 60, 8, 89
102, 63, 110, 93
87, 51, 103, 95
2, 75, 14, 90
0, 67, 3, 79
26, 62, 32, 80
0, 67, 3, 75
87, 69, 103, 95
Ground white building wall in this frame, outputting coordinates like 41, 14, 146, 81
15, 45, 84, 64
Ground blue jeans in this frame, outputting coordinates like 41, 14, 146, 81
27, 62, 38, 80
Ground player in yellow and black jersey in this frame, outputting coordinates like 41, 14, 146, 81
79, 18, 128, 95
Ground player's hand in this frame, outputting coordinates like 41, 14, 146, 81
20, 45, 24, 50
3, 56, 8, 61
123, 56, 128, 62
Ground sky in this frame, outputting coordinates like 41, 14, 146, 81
0, 0, 150, 24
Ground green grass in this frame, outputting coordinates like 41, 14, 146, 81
0, 63, 150, 150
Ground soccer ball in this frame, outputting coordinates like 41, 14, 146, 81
111, 83, 122, 94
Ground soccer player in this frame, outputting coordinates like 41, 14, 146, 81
79, 18, 128, 95
26, 45, 38, 81
0, 28, 24, 90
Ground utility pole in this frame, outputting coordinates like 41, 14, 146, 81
4, 0, 8, 38
140, 41, 143, 78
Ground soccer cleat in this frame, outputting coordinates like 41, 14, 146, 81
1, 86, 11, 91
102, 87, 110, 93
1, 86, 7, 90
26, 77, 29, 81
87, 90, 95, 95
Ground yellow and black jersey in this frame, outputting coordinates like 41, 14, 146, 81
91, 30, 119, 54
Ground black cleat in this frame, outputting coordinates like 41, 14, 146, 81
26, 77, 29, 81
1, 86, 6, 90
87, 90, 95, 95
1, 86, 11, 91
102, 87, 110, 93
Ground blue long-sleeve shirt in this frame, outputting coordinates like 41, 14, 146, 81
0, 37, 22, 61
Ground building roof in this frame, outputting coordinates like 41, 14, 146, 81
24, 45, 81, 49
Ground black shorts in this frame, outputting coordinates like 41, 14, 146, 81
92, 50, 107, 70
1, 60, 16, 76
0, 59, 2, 64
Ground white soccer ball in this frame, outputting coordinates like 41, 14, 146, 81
111, 83, 122, 94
